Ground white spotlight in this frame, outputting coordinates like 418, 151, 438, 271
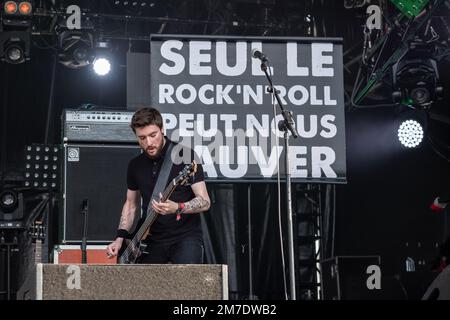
93, 58, 111, 76
397, 119, 424, 148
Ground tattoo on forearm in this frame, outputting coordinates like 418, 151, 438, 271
183, 196, 210, 213
118, 215, 131, 231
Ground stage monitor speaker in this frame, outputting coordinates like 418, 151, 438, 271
17, 263, 229, 300
62, 144, 141, 243
422, 265, 450, 300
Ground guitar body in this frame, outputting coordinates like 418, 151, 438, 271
117, 219, 148, 264
118, 239, 147, 264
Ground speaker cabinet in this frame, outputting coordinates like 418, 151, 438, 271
17, 263, 228, 300
62, 144, 141, 243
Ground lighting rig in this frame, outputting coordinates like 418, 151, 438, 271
347, 0, 449, 151
0, 0, 33, 64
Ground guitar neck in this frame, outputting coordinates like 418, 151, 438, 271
35, 240, 42, 264
160, 180, 175, 202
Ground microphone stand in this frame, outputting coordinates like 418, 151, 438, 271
81, 199, 89, 264
260, 59, 299, 300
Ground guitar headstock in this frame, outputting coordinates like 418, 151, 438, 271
29, 221, 45, 243
175, 161, 197, 186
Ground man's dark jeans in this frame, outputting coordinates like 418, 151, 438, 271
138, 237, 204, 264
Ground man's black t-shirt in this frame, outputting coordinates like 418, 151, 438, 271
126, 138, 205, 245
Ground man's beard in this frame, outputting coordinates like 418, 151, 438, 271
145, 138, 165, 159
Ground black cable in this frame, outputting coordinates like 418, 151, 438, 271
349, 64, 363, 111
349, 62, 400, 109
44, 53, 58, 144
349, 65, 395, 110
32, 35, 58, 50
352, 102, 400, 108
370, 31, 391, 79
24, 195, 49, 228
400, 17, 415, 43
348, 31, 402, 110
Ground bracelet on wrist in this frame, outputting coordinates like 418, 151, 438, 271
175, 202, 185, 221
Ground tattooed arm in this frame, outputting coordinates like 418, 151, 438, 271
151, 182, 211, 215
106, 189, 140, 258
183, 181, 211, 214
118, 189, 140, 232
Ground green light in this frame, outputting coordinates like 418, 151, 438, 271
389, 0, 430, 18
400, 98, 414, 106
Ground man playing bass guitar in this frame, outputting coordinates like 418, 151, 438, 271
106, 107, 210, 264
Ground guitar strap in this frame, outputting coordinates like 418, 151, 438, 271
143, 139, 174, 219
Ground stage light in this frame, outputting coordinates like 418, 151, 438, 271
1, 0, 32, 64
93, 57, 111, 76
92, 39, 113, 76
392, 42, 443, 109
397, 119, 424, 148
24, 144, 61, 190
4, 42, 24, 63
114, 1, 150, 8
0, 190, 17, 211
18, 1, 32, 15
57, 30, 95, 69
1, 0, 33, 27
4, 1, 18, 14
392, 58, 441, 109
410, 87, 430, 106
0, 31, 30, 64
4, 1, 32, 16
0, 189, 24, 229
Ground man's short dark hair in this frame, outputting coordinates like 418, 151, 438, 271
130, 107, 163, 133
